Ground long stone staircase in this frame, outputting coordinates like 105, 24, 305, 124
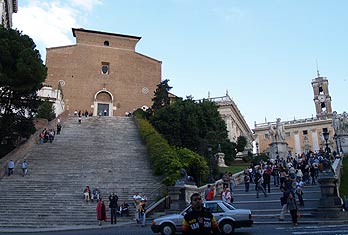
232, 181, 321, 223
0, 116, 164, 228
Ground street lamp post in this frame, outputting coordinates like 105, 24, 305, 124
333, 133, 340, 156
207, 145, 214, 183
322, 131, 330, 158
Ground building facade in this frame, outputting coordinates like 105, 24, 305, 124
253, 73, 337, 156
44, 28, 161, 116
211, 93, 254, 152
0, 0, 17, 28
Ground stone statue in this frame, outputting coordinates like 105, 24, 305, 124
268, 118, 286, 142
332, 111, 340, 134
342, 112, 348, 133
217, 153, 228, 167
333, 111, 348, 135
175, 168, 196, 186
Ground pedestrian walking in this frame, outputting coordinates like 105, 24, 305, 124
244, 173, 250, 192
279, 187, 289, 221
255, 170, 267, 198
7, 160, 14, 176
96, 198, 107, 226
287, 191, 299, 225
21, 160, 28, 176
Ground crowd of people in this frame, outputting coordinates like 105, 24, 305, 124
83, 186, 141, 226
203, 151, 332, 226
240, 151, 331, 225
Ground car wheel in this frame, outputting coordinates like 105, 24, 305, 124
160, 223, 176, 235
219, 220, 235, 235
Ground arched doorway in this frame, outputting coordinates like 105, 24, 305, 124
94, 90, 114, 116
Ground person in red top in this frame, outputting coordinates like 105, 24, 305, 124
205, 185, 215, 201
182, 193, 220, 235
96, 198, 107, 226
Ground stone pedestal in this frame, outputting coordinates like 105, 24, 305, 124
311, 172, 347, 218
338, 134, 348, 154
168, 186, 186, 210
269, 142, 288, 160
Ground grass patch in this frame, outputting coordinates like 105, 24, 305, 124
340, 157, 348, 199
219, 163, 248, 175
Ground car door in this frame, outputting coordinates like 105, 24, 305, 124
204, 202, 225, 219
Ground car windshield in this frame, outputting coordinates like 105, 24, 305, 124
222, 201, 236, 210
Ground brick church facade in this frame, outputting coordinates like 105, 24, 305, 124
44, 28, 161, 116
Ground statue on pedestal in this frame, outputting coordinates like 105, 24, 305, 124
268, 118, 286, 142
175, 169, 195, 186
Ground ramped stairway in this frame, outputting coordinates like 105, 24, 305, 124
0, 116, 164, 228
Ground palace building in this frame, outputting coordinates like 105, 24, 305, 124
253, 72, 337, 156
0, 0, 17, 28
44, 28, 161, 116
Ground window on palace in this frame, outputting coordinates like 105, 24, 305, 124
303, 130, 308, 135
323, 128, 328, 133
264, 133, 269, 139
104, 40, 109, 46
286, 132, 291, 137
101, 62, 110, 75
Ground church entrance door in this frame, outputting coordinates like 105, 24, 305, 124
97, 103, 109, 116
94, 90, 113, 116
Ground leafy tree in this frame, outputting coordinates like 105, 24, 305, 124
236, 136, 247, 153
0, 27, 47, 157
36, 100, 56, 121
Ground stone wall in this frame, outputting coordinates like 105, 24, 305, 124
0, 111, 70, 179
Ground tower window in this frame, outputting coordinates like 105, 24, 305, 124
321, 102, 326, 108
319, 86, 323, 93
104, 41, 109, 46
302, 130, 308, 135
101, 62, 110, 75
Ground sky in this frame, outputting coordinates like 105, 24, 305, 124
12, 0, 347, 128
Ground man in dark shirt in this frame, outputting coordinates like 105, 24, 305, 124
182, 192, 220, 235
109, 192, 119, 224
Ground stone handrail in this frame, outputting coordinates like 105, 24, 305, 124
332, 157, 344, 198
182, 170, 246, 205
0, 110, 70, 179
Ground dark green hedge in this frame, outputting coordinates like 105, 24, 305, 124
135, 117, 182, 186
135, 113, 209, 186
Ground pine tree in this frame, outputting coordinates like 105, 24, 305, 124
0, 26, 47, 157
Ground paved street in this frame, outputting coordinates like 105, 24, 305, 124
1, 224, 348, 235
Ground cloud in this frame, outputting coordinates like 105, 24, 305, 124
71, 0, 103, 11
211, 6, 245, 23
12, 0, 103, 60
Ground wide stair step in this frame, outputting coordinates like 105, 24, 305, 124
0, 116, 164, 229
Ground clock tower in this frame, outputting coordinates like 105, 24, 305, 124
311, 71, 332, 118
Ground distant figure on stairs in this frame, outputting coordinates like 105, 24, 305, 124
21, 160, 28, 177
83, 186, 91, 203
133, 192, 143, 223
91, 188, 100, 202
96, 198, 107, 226
56, 123, 62, 135
7, 160, 14, 176
119, 201, 129, 216
109, 192, 119, 224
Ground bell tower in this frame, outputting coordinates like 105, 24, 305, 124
311, 70, 332, 119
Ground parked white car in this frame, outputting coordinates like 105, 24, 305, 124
151, 200, 253, 235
